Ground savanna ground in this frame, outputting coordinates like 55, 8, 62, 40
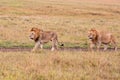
0, 0, 120, 80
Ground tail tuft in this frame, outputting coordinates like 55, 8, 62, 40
60, 44, 64, 46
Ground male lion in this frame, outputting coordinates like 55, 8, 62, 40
29, 27, 63, 52
88, 28, 117, 51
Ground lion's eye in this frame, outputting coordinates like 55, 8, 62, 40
32, 33, 34, 35
90, 33, 92, 35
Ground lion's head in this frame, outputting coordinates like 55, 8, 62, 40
88, 28, 98, 40
29, 27, 43, 42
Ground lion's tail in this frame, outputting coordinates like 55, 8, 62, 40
58, 43, 64, 47
56, 38, 64, 47
111, 35, 117, 51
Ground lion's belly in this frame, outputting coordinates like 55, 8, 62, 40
39, 31, 57, 44
101, 34, 111, 44
40, 36, 52, 43
40, 38, 51, 43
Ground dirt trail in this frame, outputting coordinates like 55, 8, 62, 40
0, 47, 31, 52
0, 47, 119, 52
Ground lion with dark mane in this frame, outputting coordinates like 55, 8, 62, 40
29, 27, 63, 52
88, 28, 117, 51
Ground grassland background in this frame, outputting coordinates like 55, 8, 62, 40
0, 0, 120, 48
0, 0, 120, 80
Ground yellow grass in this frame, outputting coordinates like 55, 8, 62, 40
0, 51, 120, 80
0, 0, 120, 79
0, 0, 120, 47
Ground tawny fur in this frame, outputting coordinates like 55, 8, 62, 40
30, 27, 63, 52
88, 28, 117, 51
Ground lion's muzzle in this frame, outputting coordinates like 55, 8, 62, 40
88, 35, 93, 40
29, 34, 34, 40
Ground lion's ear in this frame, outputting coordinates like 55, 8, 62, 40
35, 28, 40, 34
30, 27, 43, 35
30, 28, 33, 31
93, 29, 99, 36
30, 27, 37, 31
90, 28, 96, 31
90, 28, 98, 33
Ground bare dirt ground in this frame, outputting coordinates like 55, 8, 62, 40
0, 47, 119, 52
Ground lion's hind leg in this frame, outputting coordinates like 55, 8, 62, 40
103, 44, 108, 51
111, 36, 117, 51
111, 40, 117, 51
51, 38, 59, 51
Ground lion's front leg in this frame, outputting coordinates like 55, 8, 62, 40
40, 44, 43, 49
31, 41, 40, 52
96, 41, 101, 51
89, 42, 95, 51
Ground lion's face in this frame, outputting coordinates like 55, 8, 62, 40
88, 29, 97, 40
29, 28, 41, 41
29, 31, 36, 40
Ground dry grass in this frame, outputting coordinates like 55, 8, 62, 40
0, 51, 120, 80
0, 0, 120, 48
0, 0, 120, 80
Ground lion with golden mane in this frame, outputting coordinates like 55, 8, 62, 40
29, 27, 63, 52
88, 28, 117, 51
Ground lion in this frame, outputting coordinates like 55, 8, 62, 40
29, 27, 63, 52
88, 28, 117, 51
